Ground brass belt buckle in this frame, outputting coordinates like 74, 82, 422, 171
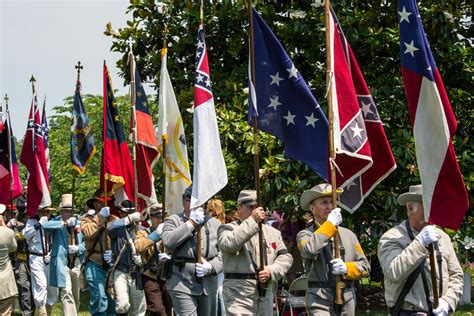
338, 281, 346, 289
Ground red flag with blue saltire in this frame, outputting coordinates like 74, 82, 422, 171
20, 94, 51, 216
190, 22, 228, 208
0, 110, 23, 204
100, 62, 134, 204
329, 7, 396, 212
399, 0, 468, 229
130, 54, 159, 209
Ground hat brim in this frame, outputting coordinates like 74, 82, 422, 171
300, 189, 342, 211
397, 193, 422, 206
86, 198, 100, 210
39, 207, 56, 212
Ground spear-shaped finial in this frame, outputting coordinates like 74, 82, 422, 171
75, 61, 83, 82
4, 94, 9, 110
30, 75, 36, 94
126, 38, 135, 52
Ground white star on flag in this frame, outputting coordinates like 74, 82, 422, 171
197, 41, 204, 49
350, 122, 364, 139
196, 73, 204, 83
398, 6, 412, 23
268, 96, 282, 111
270, 72, 283, 86
361, 101, 374, 117
404, 40, 419, 57
283, 111, 296, 125
305, 113, 319, 127
287, 64, 298, 78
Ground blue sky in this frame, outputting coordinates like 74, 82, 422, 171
0, 0, 141, 138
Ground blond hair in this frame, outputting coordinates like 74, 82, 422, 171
206, 199, 226, 224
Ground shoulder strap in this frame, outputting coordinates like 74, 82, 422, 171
391, 261, 424, 316
80, 226, 105, 271
400, 221, 433, 315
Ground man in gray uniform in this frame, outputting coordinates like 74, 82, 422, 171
297, 183, 370, 316
161, 186, 223, 316
218, 190, 293, 315
378, 185, 463, 316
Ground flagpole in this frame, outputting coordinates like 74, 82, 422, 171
102, 61, 109, 250
162, 7, 169, 220
4, 94, 13, 210
129, 41, 139, 213
195, 0, 205, 267
247, 0, 266, 297
325, 0, 343, 311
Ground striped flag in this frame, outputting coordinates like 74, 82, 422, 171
0, 109, 23, 203
399, 0, 468, 229
157, 48, 192, 215
20, 94, 51, 216
190, 23, 227, 208
130, 54, 159, 209
100, 62, 134, 204
329, 7, 396, 212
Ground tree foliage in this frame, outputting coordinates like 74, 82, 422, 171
45, 0, 472, 256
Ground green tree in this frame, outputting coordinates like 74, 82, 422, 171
44, 0, 472, 257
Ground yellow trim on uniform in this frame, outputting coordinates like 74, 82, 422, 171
315, 221, 337, 238
355, 243, 365, 256
345, 262, 361, 280
298, 239, 308, 251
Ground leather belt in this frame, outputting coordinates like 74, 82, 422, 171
224, 273, 257, 280
16, 253, 28, 261
388, 308, 428, 315
29, 251, 45, 257
173, 258, 197, 264
308, 280, 354, 288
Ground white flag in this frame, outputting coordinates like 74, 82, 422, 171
190, 23, 228, 209
157, 48, 192, 215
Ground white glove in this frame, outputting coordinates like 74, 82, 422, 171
86, 209, 96, 216
133, 255, 142, 267
67, 217, 77, 227
156, 223, 164, 235
125, 212, 141, 225
415, 225, 439, 247
158, 253, 171, 262
43, 254, 51, 264
432, 298, 450, 315
195, 260, 213, 277
39, 216, 48, 225
103, 250, 113, 265
189, 207, 205, 225
330, 258, 347, 275
99, 207, 110, 218
327, 208, 342, 226
68, 245, 79, 254
7, 218, 17, 228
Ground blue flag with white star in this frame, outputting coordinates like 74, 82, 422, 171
249, 7, 329, 180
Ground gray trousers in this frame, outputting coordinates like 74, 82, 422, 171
305, 288, 356, 316
168, 290, 217, 316
14, 261, 35, 316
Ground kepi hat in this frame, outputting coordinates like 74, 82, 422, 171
300, 183, 343, 211
117, 200, 135, 213
397, 185, 423, 205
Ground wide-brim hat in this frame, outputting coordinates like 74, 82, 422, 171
237, 190, 258, 206
59, 194, 74, 211
300, 183, 343, 211
117, 200, 135, 213
0, 204, 5, 215
86, 189, 111, 209
38, 206, 56, 212
397, 185, 423, 205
